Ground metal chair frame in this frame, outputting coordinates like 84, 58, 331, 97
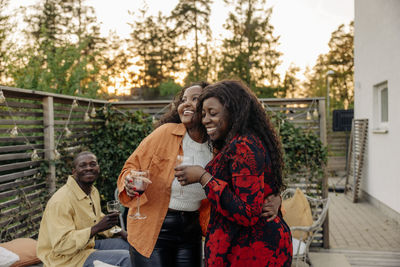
114, 188, 126, 231
282, 188, 330, 267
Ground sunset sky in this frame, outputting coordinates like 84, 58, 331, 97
9, 0, 354, 80
87, 0, 354, 77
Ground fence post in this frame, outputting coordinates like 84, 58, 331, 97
43, 97, 56, 194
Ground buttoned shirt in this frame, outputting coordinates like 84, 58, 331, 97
37, 176, 110, 267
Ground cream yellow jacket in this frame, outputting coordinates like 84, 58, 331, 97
37, 176, 111, 267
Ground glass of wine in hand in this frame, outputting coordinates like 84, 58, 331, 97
128, 170, 150, 220
175, 155, 193, 199
106, 200, 121, 234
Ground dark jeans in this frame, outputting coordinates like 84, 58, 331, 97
130, 210, 202, 267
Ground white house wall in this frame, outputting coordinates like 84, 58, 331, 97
354, 0, 400, 215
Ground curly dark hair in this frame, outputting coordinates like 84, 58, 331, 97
155, 81, 210, 128
196, 80, 285, 193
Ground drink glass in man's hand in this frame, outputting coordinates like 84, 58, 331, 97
106, 200, 121, 234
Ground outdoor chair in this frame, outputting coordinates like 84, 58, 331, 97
114, 188, 127, 231
282, 188, 330, 267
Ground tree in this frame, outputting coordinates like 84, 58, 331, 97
159, 79, 182, 98
128, 6, 184, 98
303, 21, 354, 110
218, 0, 282, 91
8, 0, 105, 97
62, 0, 107, 96
97, 32, 132, 97
0, 0, 13, 84
280, 64, 301, 98
170, 0, 213, 82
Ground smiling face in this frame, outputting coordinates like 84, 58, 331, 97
201, 97, 230, 141
72, 153, 100, 186
177, 85, 203, 128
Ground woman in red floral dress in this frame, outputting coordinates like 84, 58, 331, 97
175, 80, 292, 266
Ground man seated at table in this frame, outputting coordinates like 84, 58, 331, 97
37, 151, 131, 267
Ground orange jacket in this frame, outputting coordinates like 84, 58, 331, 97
117, 123, 209, 257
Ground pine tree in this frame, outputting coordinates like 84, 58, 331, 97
303, 22, 354, 110
97, 32, 131, 96
128, 6, 184, 98
170, 0, 213, 82
280, 64, 301, 98
218, 0, 282, 90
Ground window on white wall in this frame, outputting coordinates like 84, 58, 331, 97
373, 81, 389, 133
380, 87, 388, 122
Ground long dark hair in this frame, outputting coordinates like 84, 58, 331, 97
156, 81, 210, 128
196, 80, 285, 192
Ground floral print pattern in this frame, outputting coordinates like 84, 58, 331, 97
203, 134, 292, 266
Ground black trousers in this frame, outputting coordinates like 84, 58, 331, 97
130, 210, 202, 267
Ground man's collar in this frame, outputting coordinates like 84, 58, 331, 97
67, 175, 94, 200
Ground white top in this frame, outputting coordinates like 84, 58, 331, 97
168, 132, 213, 211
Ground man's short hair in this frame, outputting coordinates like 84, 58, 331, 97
73, 151, 97, 168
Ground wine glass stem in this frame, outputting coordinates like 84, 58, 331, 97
136, 197, 141, 215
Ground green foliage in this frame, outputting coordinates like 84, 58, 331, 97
6, 0, 106, 98
88, 105, 154, 203
44, 103, 325, 204
0, 0, 13, 84
303, 21, 354, 110
128, 6, 184, 92
2, 0, 288, 96
42, 105, 154, 206
218, 0, 282, 89
279, 120, 327, 176
54, 156, 74, 188
170, 0, 213, 82
254, 85, 281, 98
273, 114, 327, 194
280, 64, 301, 98
269, 113, 327, 190
159, 80, 182, 97
9, 42, 102, 97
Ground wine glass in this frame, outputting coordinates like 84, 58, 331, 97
128, 170, 150, 220
175, 155, 193, 199
106, 200, 121, 234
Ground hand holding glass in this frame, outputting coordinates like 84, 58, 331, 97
127, 170, 150, 220
106, 200, 121, 234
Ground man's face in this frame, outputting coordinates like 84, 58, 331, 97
72, 154, 100, 185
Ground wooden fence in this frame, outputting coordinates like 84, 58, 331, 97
0, 85, 328, 247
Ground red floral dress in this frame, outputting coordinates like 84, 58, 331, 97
203, 134, 292, 267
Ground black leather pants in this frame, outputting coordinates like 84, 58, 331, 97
129, 210, 202, 267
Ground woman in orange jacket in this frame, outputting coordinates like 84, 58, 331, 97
117, 81, 282, 267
